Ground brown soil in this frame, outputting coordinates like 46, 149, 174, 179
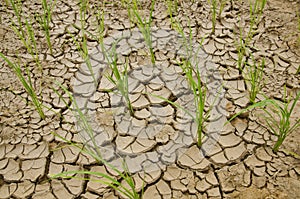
0, 0, 299, 198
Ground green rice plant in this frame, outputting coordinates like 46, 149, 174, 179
67, 0, 98, 86
178, 26, 216, 147
297, 11, 300, 45
51, 165, 141, 199
296, 65, 300, 75
69, 32, 98, 86
94, 6, 105, 44
127, 0, 156, 64
165, 0, 179, 29
160, 17, 211, 146
88, 6, 134, 116
147, 59, 212, 147
52, 84, 141, 199
235, 15, 248, 72
229, 87, 300, 152
55, 82, 101, 157
8, 0, 42, 70
78, 0, 92, 32
263, 88, 300, 152
234, 0, 267, 102
246, 0, 267, 45
181, 60, 210, 147
207, 0, 227, 34
235, 0, 266, 72
35, 0, 56, 55
218, 0, 227, 19
80, 1, 106, 44
210, 0, 217, 34
244, 56, 265, 104
166, 0, 179, 14
104, 42, 134, 116
0, 53, 45, 119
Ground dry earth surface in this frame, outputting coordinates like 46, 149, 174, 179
0, 0, 300, 198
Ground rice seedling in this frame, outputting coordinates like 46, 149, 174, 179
94, 6, 105, 44
209, 0, 218, 34
147, 58, 211, 147
0, 53, 45, 119
207, 0, 227, 34
52, 83, 141, 199
35, 0, 56, 55
263, 87, 300, 152
235, 21, 247, 72
296, 65, 300, 75
178, 30, 216, 147
181, 60, 210, 147
69, 32, 98, 86
55, 82, 101, 156
79, 0, 91, 31
104, 41, 134, 116
165, 0, 179, 29
176, 24, 210, 147
67, 0, 99, 86
166, 0, 179, 14
8, 0, 42, 70
79, 1, 105, 45
244, 55, 265, 104
235, 0, 266, 72
158, 16, 212, 146
229, 87, 300, 152
86, 3, 135, 116
126, 0, 156, 64
71, 2, 132, 114
51, 165, 141, 199
246, 0, 267, 45
234, 0, 267, 102
297, 11, 300, 45
217, 0, 227, 19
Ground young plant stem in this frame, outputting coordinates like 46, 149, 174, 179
55, 82, 102, 159
0, 53, 45, 119
296, 65, 300, 75
95, 6, 105, 44
105, 42, 134, 116
129, 0, 156, 64
52, 84, 141, 199
244, 56, 265, 104
165, 0, 179, 30
69, 0, 98, 86
263, 87, 300, 152
168, 15, 210, 146
236, 0, 266, 73
85, 2, 134, 115
236, 17, 246, 72
229, 87, 300, 152
246, 0, 266, 45
9, 0, 42, 70
181, 60, 208, 147
68, 32, 98, 87
218, 0, 226, 19
50, 110, 140, 199
210, 0, 217, 34
36, 0, 56, 55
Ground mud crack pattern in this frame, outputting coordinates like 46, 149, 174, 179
72, 28, 227, 173
0, 0, 300, 198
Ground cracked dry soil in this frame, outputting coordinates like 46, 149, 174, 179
0, 0, 300, 198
